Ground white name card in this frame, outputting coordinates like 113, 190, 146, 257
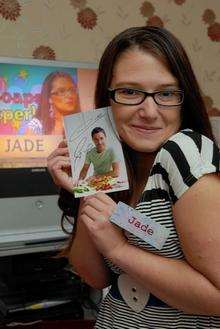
110, 202, 170, 250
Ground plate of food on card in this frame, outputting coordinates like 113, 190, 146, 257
73, 175, 127, 197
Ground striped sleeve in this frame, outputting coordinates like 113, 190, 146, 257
157, 130, 220, 204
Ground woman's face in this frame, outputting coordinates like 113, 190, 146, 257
50, 76, 79, 115
110, 49, 182, 153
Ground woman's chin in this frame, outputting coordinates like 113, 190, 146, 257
58, 107, 76, 116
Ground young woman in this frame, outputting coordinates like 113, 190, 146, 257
47, 26, 220, 328
23, 71, 80, 135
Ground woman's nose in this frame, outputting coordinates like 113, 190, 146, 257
138, 96, 158, 119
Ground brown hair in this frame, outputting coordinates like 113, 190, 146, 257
36, 71, 80, 134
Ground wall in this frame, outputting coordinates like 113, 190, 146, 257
0, 0, 219, 126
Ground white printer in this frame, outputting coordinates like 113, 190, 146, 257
0, 194, 72, 256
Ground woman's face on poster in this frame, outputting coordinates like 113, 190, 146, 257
50, 76, 79, 115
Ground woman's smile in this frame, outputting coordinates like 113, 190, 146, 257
131, 124, 162, 136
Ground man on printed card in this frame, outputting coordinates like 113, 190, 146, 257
78, 127, 120, 183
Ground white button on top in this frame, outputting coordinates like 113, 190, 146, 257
118, 273, 150, 313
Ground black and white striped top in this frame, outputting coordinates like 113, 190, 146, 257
95, 130, 220, 329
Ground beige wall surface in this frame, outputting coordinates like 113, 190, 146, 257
0, 0, 219, 112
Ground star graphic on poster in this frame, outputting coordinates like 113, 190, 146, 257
18, 70, 28, 80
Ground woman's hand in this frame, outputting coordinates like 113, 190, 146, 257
80, 192, 127, 260
47, 140, 74, 193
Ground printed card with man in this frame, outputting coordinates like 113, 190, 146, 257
64, 107, 129, 197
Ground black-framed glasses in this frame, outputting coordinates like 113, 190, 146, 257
108, 87, 184, 107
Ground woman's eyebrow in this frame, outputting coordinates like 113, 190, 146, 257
155, 83, 179, 89
113, 82, 141, 88
112, 82, 179, 89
